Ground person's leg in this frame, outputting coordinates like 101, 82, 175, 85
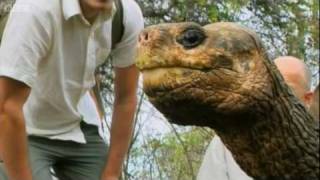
0, 161, 8, 180
0, 136, 55, 180
27, 136, 56, 180
53, 122, 108, 180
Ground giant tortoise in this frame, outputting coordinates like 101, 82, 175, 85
136, 22, 319, 179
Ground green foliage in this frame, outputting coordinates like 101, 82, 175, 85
125, 127, 214, 180
0, 0, 14, 17
152, 128, 211, 180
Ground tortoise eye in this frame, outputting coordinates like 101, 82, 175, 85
176, 28, 206, 49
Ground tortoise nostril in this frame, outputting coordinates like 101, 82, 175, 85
139, 31, 150, 44
144, 33, 149, 41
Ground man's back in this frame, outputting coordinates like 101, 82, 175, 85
197, 136, 253, 180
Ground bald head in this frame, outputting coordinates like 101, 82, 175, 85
274, 56, 313, 107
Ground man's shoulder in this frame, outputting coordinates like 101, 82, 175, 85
212, 135, 224, 147
118, 0, 143, 41
122, 0, 142, 11
122, 0, 144, 25
13, 0, 61, 17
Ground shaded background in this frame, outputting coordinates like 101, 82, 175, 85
0, 0, 319, 180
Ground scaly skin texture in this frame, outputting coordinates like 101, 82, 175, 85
136, 22, 319, 179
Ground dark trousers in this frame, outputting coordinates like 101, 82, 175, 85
0, 122, 108, 180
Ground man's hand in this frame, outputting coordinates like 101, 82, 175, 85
100, 173, 119, 180
101, 65, 139, 180
100, 161, 121, 180
0, 77, 32, 180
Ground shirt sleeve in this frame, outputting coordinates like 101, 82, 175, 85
0, 2, 52, 88
197, 136, 229, 180
197, 136, 253, 180
111, 0, 144, 68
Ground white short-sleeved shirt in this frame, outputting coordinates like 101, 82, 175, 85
0, 0, 144, 143
197, 136, 253, 180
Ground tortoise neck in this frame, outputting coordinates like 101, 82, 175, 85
216, 54, 319, 178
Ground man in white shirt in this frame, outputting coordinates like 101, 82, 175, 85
0, 0, 144, 179
274, 56, 314, 110
197, 56, 313, 180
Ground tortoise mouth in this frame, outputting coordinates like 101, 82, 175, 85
140, 66, 209, 73
135, 52, 216, 73
139, 64, 213, 72
141, 67, 203, 97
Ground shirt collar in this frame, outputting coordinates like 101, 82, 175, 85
101, 3, 117, 22
62, 0, 117, 24
62, 0, 82, 20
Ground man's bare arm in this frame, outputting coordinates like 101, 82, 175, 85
101, 65, 139, 180
0, 77, 32, 180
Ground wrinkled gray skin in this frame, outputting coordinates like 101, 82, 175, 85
136, 22, 319, 180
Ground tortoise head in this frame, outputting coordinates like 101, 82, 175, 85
136, 22, 274, 128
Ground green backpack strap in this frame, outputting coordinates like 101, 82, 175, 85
93, 0, 124, 119
0, 14, 9, 43
111, 0, 124, 49
0, 0, 15, 42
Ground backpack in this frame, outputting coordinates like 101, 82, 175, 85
93, 0, 124, 119
0, 0, 125, 119
0, 12, 9, 43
